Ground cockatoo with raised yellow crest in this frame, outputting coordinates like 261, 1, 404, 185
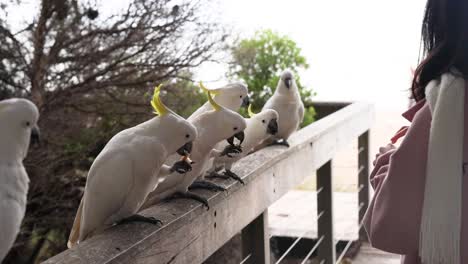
0, 99, 40, 262
188, 82, 249, 121
67, 85, 197, 248
206, 105, 279, 183
142, 83, 247, 209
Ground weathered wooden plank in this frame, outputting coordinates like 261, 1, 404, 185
43, 102, 375, 264
358, 131, 370, 242
241, 210, 270, 264
316, 161, 335, 263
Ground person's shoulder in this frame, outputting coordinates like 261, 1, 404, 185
402, 99, 426, 122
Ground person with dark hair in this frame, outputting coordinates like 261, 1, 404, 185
363, 0, 468, 263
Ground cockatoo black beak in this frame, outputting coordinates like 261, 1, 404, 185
267, 118, 278, 135
30, 126, 41, 146
177, 141, 193, 156
284, 77, 292, 89
235, 131, 245, 144
227, 131, 245, 146
241, 96, 250, 108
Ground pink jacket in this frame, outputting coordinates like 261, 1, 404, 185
363, 86, 468, 264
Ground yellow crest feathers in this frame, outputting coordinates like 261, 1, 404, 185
150, 84, 169, 116
247, 104, 256, 118
198, 81, 220, 95
199, 82, 221, 111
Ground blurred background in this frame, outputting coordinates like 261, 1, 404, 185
0, 0, 425, 263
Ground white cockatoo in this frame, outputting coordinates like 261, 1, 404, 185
142, 83, 247, 209
188, 82, 249, 121
0, 98, 40, 262
261, 69, 304, 147
67, 85, 197, 248
206, 105, 279, 183
183, 82, 249, 185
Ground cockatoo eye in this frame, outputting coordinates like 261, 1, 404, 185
26, 121, 31, 127
233, 127, 238, 131
185, 134, 190, 139
262, 120, 265, 123
239, 95, 242, 98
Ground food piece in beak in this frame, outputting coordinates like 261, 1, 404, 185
170, 155, 194, 174
267, 118, 279, 135
226, 131, 245, 146
234, 131, 245, 145
173, 142, 194, 173
177, 142, 193, 156
181, 155, 194, 164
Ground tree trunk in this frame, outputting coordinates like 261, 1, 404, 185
30, 0, 52, 108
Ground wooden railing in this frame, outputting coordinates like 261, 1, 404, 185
43, 101, 375, 264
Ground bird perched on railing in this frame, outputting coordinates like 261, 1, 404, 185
0, 98, 40, 262
67, 85, 197, 248
185, 82, 249, 186
206, 105, 279, 184
142, 83, 247, 209
260, 69, 304, 148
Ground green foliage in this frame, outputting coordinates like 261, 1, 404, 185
302, 106, 317, 128
229, 30, 316, 126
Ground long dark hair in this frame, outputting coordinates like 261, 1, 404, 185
412, 0, 468, 101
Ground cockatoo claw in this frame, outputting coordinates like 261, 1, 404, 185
224, 170, 245, 185
189, 180, 226, 192
117, 214, 163, 226
220, 144, 242, 157
206, 171, 230, 180
173, 192, 210, 210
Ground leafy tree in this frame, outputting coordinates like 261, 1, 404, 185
0, 0, 221, 262
229, 30, 316, 126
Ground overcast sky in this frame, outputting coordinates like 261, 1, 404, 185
8, 0, 427, 111
211, 0, 427, 111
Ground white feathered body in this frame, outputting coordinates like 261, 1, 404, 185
0, 163, 29, 261
68, 114, 197, 247
75, 126, 167, 243
0, 98, 39, 261
211, 110, 278, 171
263, 93, 303, 141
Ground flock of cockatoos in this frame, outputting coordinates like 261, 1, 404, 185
0, 69, 304, 259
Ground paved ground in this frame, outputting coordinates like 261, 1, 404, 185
269, 190, 359, 241
268, 190, 400, 263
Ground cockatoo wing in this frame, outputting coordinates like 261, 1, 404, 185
67, 198, 84, 248
0, 196, 24, 261
297, 103, 305, 129
0, 165, 27, 261
78, 149, 134, 242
